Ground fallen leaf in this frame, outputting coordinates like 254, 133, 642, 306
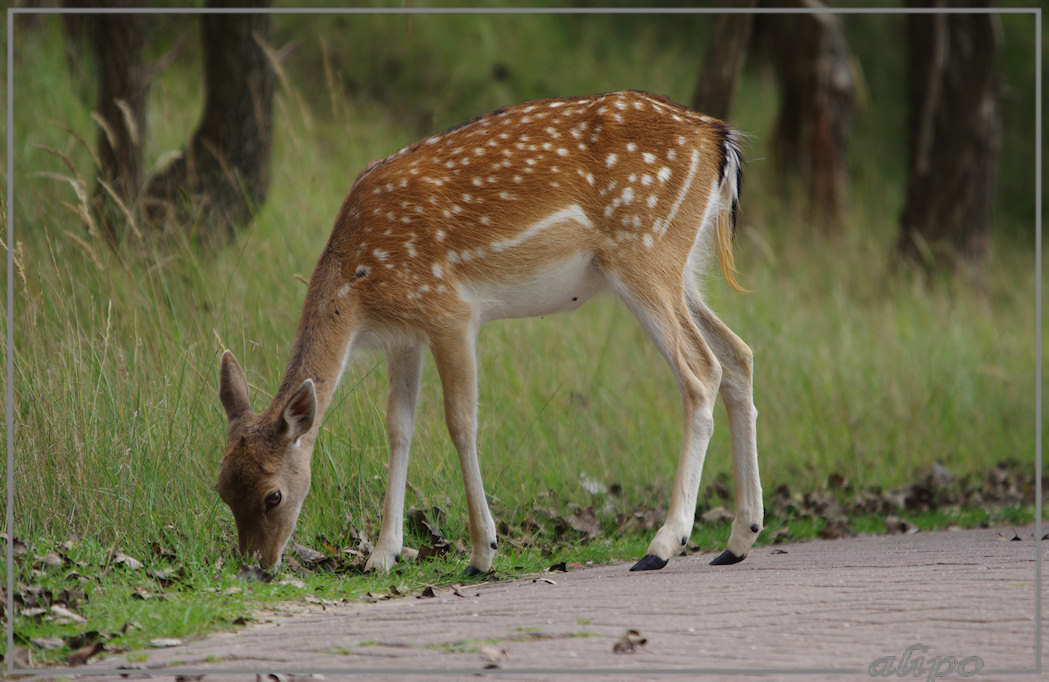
236, 564, 274, 583
67, 642, 104, 666
700, 506, 734, 524
771, 548, 788, 555
50, 603, 87, 624
30, 637, 64, 650
568, 507, 601, 538
407, 507, 447, 545
884, 516, 919, 535
548, 561, 568, 573
150, 638, 182, 648
479, 643, 509, 667
39, 552, 64, 570
293, 542, 327, 564
278, 578, 306, 589
532, 577, 556, 585
612, 629, 648, 654
65, 630, 103, 649
110, 551, 143, 571
418, 585, 438, 599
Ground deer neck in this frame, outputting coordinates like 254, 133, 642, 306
264, 251, 360, 439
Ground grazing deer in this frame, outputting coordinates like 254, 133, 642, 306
218, 90, 763, 574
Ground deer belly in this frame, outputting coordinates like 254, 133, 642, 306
463, 251, 607, 322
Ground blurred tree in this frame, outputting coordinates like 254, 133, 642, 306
143, 3, 275, 241
692, 1, 854, 232
68, 1, 274, 244
62, 2, 147, 245
897, 2, 1001, 289
766, 0, 855, 232
691, 0, 755, 120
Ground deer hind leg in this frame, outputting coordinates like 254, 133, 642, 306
429, 328, 498, 575
611, 277, 723, 571
686, 289, 763, 565
367, 343, 426, 573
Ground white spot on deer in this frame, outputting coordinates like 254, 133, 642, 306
448, 251, 461, 264
641, 174, 653, 187
677, 135, 686, 146
647, 194, 658, 208
525, 158, 537, 166
643, 233, 654, 248
606, 153, 618, 167
513, 175, 523, 183
615, 100, 627, 110
626, 142, 637, 153
658, 167, 672, 183
549, 101, 565, 108
432, 263, 444, 279
480, 216, 491, 225
621, 186, 635, 205
435, 229, 446, 241
642, 152, 656, 164
557, 148, 568, 157
373, 248, 388, 261
337, 283, 351, 297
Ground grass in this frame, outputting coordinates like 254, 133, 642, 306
4, 8, 1042, 668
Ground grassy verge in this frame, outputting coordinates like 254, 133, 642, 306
4, 9, 1041, 668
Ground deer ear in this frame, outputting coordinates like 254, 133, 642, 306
282, 379, 316, 442
220, 350, 254, 423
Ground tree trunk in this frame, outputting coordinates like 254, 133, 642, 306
82, 5, 148, 245
692, 0, 756, 121
897, 2, 1001, 288
143, 2, 274, 240
767, 0, 854, 232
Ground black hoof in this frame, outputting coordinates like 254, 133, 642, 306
463, 565, 490, 577
710, 549, 746, 565
629, 554, 668, 571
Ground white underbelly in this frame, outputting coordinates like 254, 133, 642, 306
463, 251, 607, 322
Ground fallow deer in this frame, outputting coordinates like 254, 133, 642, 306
218, 90, 763, 574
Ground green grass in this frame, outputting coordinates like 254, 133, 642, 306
4, 8, 1042, 667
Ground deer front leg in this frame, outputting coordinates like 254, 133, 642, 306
366, 343, 425, 573
430, 330, 498, 575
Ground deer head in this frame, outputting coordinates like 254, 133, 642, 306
217, 350, 317, 568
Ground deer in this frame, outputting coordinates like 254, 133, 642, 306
217, 90, 763, 575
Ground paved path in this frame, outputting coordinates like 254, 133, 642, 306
68, 525, 1045, 680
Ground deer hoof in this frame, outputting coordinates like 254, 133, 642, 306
463, 565, 491, 577
710, 549, 746, 566
629, 554, 668, 571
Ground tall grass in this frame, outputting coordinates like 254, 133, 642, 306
5, 10, 1040, 561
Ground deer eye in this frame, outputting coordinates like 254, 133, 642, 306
264, 490, 282, 511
